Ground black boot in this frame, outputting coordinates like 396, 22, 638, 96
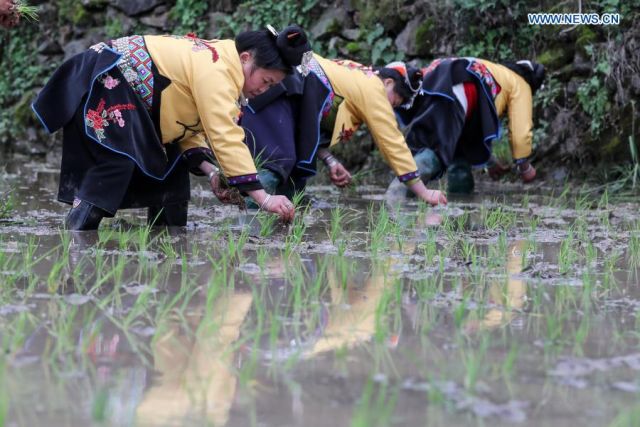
147, 202, 188, 227
65, 200, 106, 230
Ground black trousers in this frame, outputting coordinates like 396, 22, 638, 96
59, 106, 190, 226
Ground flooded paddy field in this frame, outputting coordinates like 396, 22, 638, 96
1, 154, 639, 427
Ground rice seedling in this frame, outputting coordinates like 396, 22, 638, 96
15, 1, 39, 21
349, 378, 398, 427
368, 203, 393, 256
227, 228, 249, 262
460, 333, 490, 391
628, 231, 640, 267
285, 193, 309, 251
256, 211, 278, 238
609, 403, 640, 427
459, 239, 477, 266
91, 387, 109, 422
419, 228, 438, 265
156, 231, 179, 259
501, 342, 519, 381
572, 312, 591, 355
482, 206, 517, 231
329, 205, 345, 244
558, 230, 577, 275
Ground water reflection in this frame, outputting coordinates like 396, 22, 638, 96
466, 241, 527, 332
304, 262, 391, 358
135, 290, 252, 426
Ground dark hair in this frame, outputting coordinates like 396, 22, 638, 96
501, 60, 546, 94
235, 25, 311, 74
377, 66, 423, 104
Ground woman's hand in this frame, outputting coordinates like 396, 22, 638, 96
407, 179, 448, 206
329, 162, 352, 187
200, 160, 245, 208
424, 189, 447, 205
0, 0, 18, 28
247, 189, 295, 223
209, 173, 245, 207
319, 149, 351, 188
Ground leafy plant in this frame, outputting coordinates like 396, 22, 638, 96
577, 46, 611, 138
0, 192, 13, 219
221, 0, 318, 37
169, 0, 209, 35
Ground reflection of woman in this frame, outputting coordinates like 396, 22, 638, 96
390, 58, 545, 195
32, 26, 311, 229
304, 262, 389, 357
242, 58, 447, 206
135, 291, 253, 426
465, 241, 527, 332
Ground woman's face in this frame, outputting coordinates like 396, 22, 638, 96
240, 52, 286, 99
383, 78, 404, 108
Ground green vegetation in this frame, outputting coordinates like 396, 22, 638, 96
169, 0, 209, 35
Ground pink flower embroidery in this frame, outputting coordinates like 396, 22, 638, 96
423, 58, 445, 76
103, 75, 120, 89
184, 33, 219, 63
468, 60, 501, 98
333, 59, 375, 77
85, 98, 136, 141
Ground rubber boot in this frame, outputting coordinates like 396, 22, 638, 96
447, 160, 474, 194
147, 201, 188, 226
414, 148, 443, 183
65, 199, 106, 231
386, 149, 443, 199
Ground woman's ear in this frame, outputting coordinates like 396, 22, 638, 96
239, 51, 252, 65
383, 78, 395, 90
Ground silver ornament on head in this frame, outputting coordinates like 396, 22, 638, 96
298, 51, 314, 76
266, 24, 279, 37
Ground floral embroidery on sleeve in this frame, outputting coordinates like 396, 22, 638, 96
167, 33, 219, 63
333, 59, 375, 77
422, 58, 445, 76
85, 98, 136, 141
467, 60, 501, 99
338, 124, 355, 143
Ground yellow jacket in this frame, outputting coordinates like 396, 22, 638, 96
314, 55, 419, 181
479, 59, 533, 160
145, 36, 258, 182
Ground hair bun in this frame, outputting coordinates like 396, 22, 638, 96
275, 25, 311, 68
407, 66, 424, 88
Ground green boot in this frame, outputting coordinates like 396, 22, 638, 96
414, 148, 443, 183
447, 160, 474, 194
385, 149, 443, 199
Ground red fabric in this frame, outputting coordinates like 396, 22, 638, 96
463, 81, 477, 120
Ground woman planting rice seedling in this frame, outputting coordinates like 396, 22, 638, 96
32, 25, 312, 229
240, 57, 447, 207
387, 57, 545, 196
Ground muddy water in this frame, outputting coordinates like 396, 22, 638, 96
1, 154, 639, 427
